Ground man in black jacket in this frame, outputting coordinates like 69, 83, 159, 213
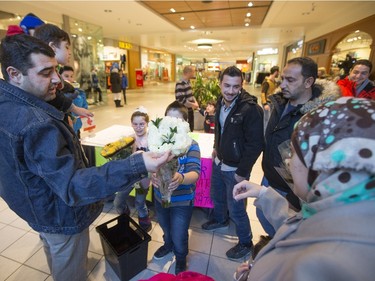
259, 57, 341, 237
201, 66, 264, 260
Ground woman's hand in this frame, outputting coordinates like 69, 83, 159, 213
233, 180, 263, 201
234, 262, 250, 281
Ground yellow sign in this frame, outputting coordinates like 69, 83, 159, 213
118, 41, 132, 50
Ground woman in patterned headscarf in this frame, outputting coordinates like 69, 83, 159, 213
232, 97, 375, 281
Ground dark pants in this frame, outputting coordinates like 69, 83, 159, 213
155, 199, 193, 261
122, 88, 127, 104
93, 87, 102, 102
187, 108, 194, 131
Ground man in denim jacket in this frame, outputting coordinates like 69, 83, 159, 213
0, 34, 170, 281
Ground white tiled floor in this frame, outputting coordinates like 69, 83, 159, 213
0, 82, 266, 281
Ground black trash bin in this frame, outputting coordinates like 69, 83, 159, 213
96, 214, 151, 281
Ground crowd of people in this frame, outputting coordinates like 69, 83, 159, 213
0, 12, 374, 281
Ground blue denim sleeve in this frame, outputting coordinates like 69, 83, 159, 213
24, 122, 148, 206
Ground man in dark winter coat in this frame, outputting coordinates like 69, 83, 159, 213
202, 66, 264, 261
259, 57, 341, 237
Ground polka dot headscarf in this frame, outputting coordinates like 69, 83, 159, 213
291, 97, 375, 218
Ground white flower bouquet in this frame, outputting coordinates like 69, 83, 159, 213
148, 116, 192, 156
148, 116, 192, 207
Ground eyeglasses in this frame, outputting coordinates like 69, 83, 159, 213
132, 122, 146, 128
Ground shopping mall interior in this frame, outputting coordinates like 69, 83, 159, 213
0, 1, 374, 281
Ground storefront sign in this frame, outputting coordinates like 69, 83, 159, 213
118, 41, 132, 50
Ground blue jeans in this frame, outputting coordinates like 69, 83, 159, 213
256, 177, 287, 237
154, 199, 193, 261
210, 162, 252, 244
114, 180, 149, 218
40, 228, 89, 281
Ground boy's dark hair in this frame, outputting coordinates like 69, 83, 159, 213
0, 34, 55, 81
270, 66, 279, 74
287, 57, 318, 84
165, 100, 188, 121
59, 65, 74, 75
352, 59, 372, 73
34, 23, 71, 47
220, 66, 243, 83
206, 100, 217, 107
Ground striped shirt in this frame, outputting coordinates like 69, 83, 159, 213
175, 79, 194, 107
154, 140, 201, 207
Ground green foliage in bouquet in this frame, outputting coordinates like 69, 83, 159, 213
151, 118, 178, 146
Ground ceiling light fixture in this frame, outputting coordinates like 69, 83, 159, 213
197, 43, 212, 49
190, 25, 195, 29
246, 12, 251, 17
170, 8, 176, 13
180, 16, 185, 20
248, 2, 254, 7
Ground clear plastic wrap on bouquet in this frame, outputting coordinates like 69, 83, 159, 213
156, 157, 179, 208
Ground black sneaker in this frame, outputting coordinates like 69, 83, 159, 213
201, 219, 229, 231
153, 245, 172, 260
226, 242, 253, 260
175, 259, 187, 275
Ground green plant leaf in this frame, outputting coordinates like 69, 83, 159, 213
151, 117, 163, 128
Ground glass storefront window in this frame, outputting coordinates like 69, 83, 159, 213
141, 48, 172, 83
331, 31, 372, 77
68, 17, 104, 91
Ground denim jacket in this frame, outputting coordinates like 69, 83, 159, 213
0, 80, 147, 235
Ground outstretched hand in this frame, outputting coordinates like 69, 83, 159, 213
71, 104, 94, 117
142, 151, 172, 173
233, 180, 263, 201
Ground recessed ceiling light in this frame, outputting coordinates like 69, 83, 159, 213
245, 23, 250, 27
180, 16, 185, 20
78, 28, 83, 32
190, 25, 195, 29
198, 43, 212, 49
248, 2, 253, 7
170, 8, 176, 13
246, 12, 251, 17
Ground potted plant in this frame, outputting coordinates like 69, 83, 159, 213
191, 74, 221, 130
192, 74, 221, 108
